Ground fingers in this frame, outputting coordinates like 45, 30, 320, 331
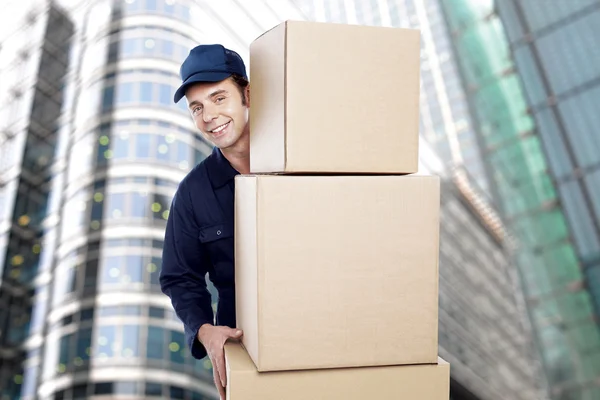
210, 343, 227, 388
215, 349, 228, 388
213, 367, 226, 400
205, 326, 240, 399
217, 374, 226, 400
227, 328, 243, 339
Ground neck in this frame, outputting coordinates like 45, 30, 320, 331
221, 131, 250, 174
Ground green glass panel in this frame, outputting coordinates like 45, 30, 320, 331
511, 211, 569, 248
524, 271, 551, 298
542, 244, 583, 282
440, 0, 600, 394
531, 299, 560, 324
555, 291, 594, 324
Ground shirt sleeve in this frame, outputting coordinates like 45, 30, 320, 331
160, 181, 213, 360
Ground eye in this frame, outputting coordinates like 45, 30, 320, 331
192, 106, 202, 115
215, 96, 225, 103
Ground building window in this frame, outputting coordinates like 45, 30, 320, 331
147, 326, 165, 360
135, 133, 151, 158
76, 327, 93, 363
170, 386, 185, 399
116, 82, 134, 103
124, 255, 144, 283
122, 325, 141, 357
101, 85, 114, 112
145, 382, 163, 396
106, 192, 126, 220
558, 180, 600, 257
121, 0, 190, 22
557, 86, 600, 168
96, 325, 117, 358
533, 108, 573, 179
146, 0, 157, 11
131, 192, 149, 218
140, 82, 153, 103
169, 330, 185, 364
113, 79, 188, 113
149, 306, 165, 318
159, 83, 171, 105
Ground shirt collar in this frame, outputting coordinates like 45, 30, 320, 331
207, 146, 239, 188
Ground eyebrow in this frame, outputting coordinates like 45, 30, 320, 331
188, 89, 229, 109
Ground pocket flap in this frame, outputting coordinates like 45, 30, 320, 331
199, 223, 233, 243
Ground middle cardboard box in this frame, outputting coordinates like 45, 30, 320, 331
234, 173, 440, 372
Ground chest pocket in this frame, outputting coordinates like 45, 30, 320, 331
199, 222, 233, 243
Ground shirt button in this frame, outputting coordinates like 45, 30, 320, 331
216, 230, 222, 236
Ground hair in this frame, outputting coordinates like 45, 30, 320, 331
230, 74, 249, 105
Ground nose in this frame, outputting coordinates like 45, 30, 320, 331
202, 104, 218, 123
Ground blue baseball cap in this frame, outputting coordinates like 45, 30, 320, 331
173, 44, 247, 103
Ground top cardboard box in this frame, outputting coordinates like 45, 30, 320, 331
249, 20, 421, 174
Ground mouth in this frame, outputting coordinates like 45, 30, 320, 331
209, 121, 231, 137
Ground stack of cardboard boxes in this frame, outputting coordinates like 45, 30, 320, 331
227, 20, 450, 399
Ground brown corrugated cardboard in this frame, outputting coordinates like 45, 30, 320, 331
249, 20, 421, 174
235, 174, 440, 372
225, 342, 450, 400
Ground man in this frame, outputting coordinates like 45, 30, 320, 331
160, 44, 250, 400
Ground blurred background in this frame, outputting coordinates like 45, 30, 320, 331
0, 0, 599, 399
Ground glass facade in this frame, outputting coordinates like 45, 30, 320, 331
290, 1, 545, 399
2, 0, 569, 399
1, 0, 307, 399
437, 167, 545, 400
0, 2, 74, 398
24, 0, 221, 398
439, 0, 600, 399
495, 0, 600, 311
294, 0, 493, 198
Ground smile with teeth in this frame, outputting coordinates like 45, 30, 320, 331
210, 121, 230, 134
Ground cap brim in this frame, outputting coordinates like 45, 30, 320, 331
173, 71, 233, 103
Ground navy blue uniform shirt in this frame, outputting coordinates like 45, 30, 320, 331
160, 146, 238, 360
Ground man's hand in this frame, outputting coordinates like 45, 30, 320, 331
198, 324, 243, 400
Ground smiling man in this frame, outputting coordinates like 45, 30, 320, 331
159, 44, 250, 400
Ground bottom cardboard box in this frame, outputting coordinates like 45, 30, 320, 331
225, 342, 450, 399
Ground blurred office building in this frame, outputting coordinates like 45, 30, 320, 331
438, 0, 600, 399
0, 0, 75, 398
493, 2, 600, 398
1, 0, 545, 399
290, 3, 546, 400
0, 0, 304, 398
293, 0, 600, 399
419, 145, 546, 400
292, 0, 493, 199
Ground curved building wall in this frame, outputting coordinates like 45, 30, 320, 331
34, 0, 217, 399
3, 0, 307, 399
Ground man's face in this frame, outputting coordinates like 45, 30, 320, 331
185, 78, 249, 149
